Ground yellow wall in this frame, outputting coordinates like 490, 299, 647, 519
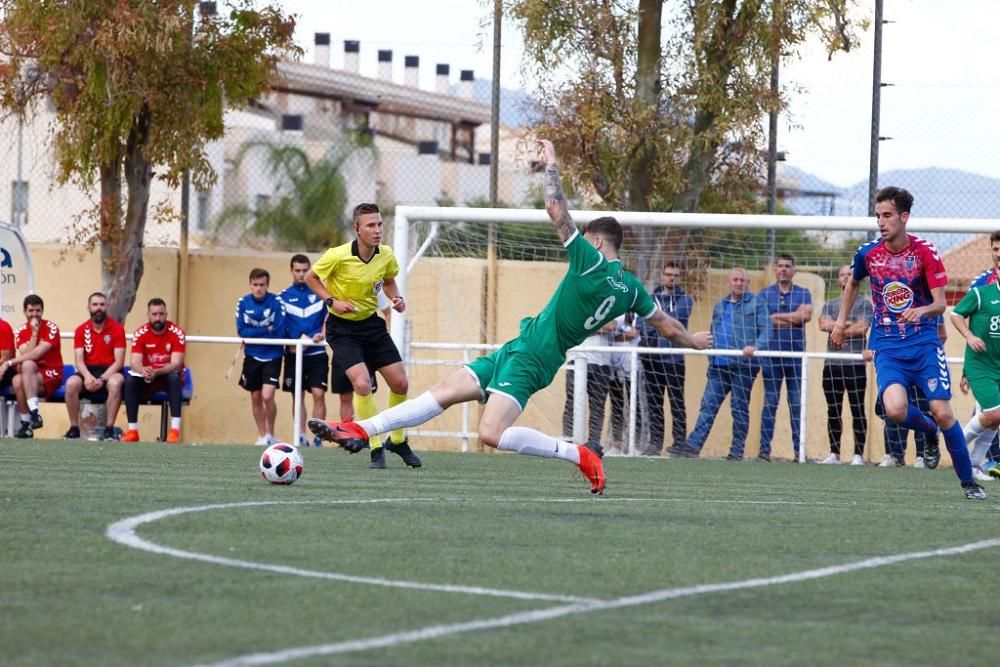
22, 245, 975, 464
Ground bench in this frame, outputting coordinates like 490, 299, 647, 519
2, 364, 194, 440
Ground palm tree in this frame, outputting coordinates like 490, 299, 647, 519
214, 137, 370, 251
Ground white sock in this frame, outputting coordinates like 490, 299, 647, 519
964, 415, 986, 443
497, 426, 580, 464
970, 428, 998, 466
361, 391, 444, 437
128, 423, 138, 431
27, 397, 39, 412
170, 417, 181, 429
20, 413, 30, 423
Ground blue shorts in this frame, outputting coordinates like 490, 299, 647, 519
873, 341, 952, 401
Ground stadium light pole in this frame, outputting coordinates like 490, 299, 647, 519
485, 0, 503, 345
867, 0, 885, 226
765, 0, 782, 264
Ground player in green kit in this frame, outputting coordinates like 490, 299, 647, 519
950, 231, 1000, 477
310, 140, 713, 493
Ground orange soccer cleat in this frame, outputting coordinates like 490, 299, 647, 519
307, 417, 369, 453
165, 428, 181, 444
577, 444, 606, 495
121, 429, 140, 442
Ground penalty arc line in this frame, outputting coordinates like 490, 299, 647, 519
105, 499, 598, 604
190, 535, 1000, 667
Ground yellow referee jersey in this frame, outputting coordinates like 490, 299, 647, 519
312, 240, 399, 321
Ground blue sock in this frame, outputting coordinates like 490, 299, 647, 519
942, 422, 974, 484
902, 404, 937, 434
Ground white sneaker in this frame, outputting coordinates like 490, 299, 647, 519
819, 453, 840, 464
973, 466, 993, 482
913, 456, 926, 469
254, 435, 270, 446
850, 454, 865, 466
297, 435, 309, 448
878, 454, 900, 468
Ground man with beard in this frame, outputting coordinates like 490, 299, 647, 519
122, 298, 187, 443
63, 292, 127, 440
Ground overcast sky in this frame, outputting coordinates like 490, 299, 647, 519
276, 0, 1000, 189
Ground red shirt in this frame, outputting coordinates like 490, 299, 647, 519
15, 318, 63, 372
0, 319, 14, 358
74, 318, 126, 367
131, 321, 186, 370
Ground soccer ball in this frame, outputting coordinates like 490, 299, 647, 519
259, 443, 304, 485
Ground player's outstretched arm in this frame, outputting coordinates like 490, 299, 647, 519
539, 139, 576, 244
647, 309, 713, 350
830, 277, 861, 348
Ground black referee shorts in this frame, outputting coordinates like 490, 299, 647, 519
327, 313, 401, 394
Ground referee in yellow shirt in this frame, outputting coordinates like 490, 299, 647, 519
305, 203, 422, 469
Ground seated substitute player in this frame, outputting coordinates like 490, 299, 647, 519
310, 140, 713, 494
236, 268, 287, 446
831, 186, 985, 500
0, 315, 15, 390
122, 298, 186, 443
64, 292, 127, 440
950, 230, 1000, 481
281, 254, 329, 448
304, 202, 419, 470
7, 294, 63, 438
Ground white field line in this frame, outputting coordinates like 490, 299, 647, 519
193, 536, 1000, 667
105, 499, 597, 604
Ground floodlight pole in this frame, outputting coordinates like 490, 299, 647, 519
485, 0, 503, 346
868, 0, 885, 224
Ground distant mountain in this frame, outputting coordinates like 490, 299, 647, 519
452, 79, 539, 127
782, 166, 1000, 252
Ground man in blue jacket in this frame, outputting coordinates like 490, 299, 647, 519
638, 261, 694, 456
236, 268, 287, 445
682, 267, 770, 460
280, 254, 328, 448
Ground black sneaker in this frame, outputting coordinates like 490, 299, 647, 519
101, 425, 119, 441
962, 482, 987, 500
666, 444, 698, 459
64, 425, 81, 439
369, 446, 386, 469
757, 452, 771, 462
14, 422, 33, 439
30, 409, 43, 430
725, 453, 742, 461
924, 441, 941, 469
385, 438, 422, 468
583, 439, 605, 458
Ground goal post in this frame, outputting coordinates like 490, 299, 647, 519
392, 205, 1000, 462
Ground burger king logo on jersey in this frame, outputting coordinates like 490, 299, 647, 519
882, 281, 914, 313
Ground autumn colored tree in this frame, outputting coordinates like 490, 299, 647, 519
506, 0, 864, 214
0, 1, 299, 321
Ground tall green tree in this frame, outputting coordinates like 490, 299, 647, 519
215, 139, 367, 251
0, 0, 298, 321
506, 0, 864, 214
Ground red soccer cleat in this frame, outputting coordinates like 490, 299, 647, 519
577, 444, 606, 495
308, 417, 370, 454
122, 429, 140, 442
165, 428, 181, 444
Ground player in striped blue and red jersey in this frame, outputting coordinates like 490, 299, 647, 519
831, 186, 985, 499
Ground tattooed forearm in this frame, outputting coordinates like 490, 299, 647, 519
543, 164, 576, 243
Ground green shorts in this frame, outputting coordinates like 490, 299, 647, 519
967, 373, 1000, 412
465, 337, 563, 412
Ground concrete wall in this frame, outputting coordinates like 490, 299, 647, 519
19, 245, 975, 464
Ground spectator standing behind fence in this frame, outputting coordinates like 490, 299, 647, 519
817, 266, 872, 465
638, 262, 693, 457
758, 254, 813, 461
606, 312, 640, 455
63, 292, 127, 441
279, 255, 327, 448
122, 298, 186, 443
236, 268, 287, 446
304, 202, 421, 470
8, 294, 63, 439
681, 268, 769, 460
562, 325, 614, 446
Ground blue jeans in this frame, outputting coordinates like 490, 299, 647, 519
688, 363, 759, 458
760, 357, 803, 456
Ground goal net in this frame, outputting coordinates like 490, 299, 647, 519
391, 206, 998, 465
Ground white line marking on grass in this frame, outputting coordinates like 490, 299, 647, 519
105, 499, 597, 604
192, 536, 1000, 667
